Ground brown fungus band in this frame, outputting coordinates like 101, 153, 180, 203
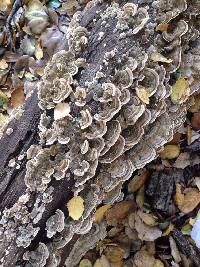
0, 0, 200, 266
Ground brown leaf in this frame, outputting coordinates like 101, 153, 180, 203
106, 200, 137, 226
174, 184, 184, 207
128, 169, 149, 193
94, 204, 112, 223
134, 248, 155, 267
189, 94, 200, 112
135, 213, 162, 241
137, 210, 157, 226
11, 87, 25, 108
179, 188, 200, 213
105, 245, 125, 263
191, 112, 200, 130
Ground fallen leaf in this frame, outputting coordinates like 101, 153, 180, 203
162, 223, 174, 236
189, 94, 200, 112
94, 255, 110, 267
79, 259, 92, 267
93, 259, 102, 267
187, 125, 192, 145
179, 188, 200, 213
134, 248, 155, 267
58, 0, 79, 16
171, 78, 190, 104
191, 112, 200, 130
159, 145, 180, 159
135, 213, 162, 241
35, 41, 43, 60
137, 210, 157, 226
105, 245, 125, 263
0, 59, 8, 70
136, 186, 145, 208
36, 67, 44, 77
106, 200, 136, 226
153, 259, 164, 267
94, 204, 112, 223
169, 236, 181, 263
67, 196, 84, 220
128, 168, 149, 193
54, 103, 71, 120
174, 152, 190, 169
156, 23, 169, 32
11, 87, 25, 108
150, 52, 172, 63
168, 132, 182, 145
174, 184, 184, 207
0, 0, 12, 12
181, 224, 192, 235
136, 86, 149, 104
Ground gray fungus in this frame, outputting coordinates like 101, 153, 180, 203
1, 0, 200, 266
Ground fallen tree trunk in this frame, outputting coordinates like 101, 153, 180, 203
0, 0, 200, 266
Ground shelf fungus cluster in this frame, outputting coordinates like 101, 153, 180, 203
0, 0, 200, 266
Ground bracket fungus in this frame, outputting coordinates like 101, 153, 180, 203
0, 0, 200, 266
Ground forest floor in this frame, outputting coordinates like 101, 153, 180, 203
0, 1, 200, 267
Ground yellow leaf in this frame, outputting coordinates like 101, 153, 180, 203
0, 59, 8, 70
36, 67, 44, 77
136, 86, 150, 104
79, 259, 92, 267
189, 217, 197, 226
160, 145, 180, 159
171, 78, 190, 104
154, 259, 164, 267
174, 184, 184, 207
163, 223, 174, 236
67, 196, 84, 220
93, 259, 102, 267
94, 204, 112, 223
150, 52, 172, 63
35, 41, 43, 60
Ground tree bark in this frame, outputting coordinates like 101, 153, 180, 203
0, 1, 200, 266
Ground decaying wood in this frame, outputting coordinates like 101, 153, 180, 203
0, 0, 200, 266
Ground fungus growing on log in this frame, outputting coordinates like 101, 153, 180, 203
0, 0, 200, 266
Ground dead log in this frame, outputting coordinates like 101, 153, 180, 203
0, 1, 200, 266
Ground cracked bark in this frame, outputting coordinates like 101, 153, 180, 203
0, 1, 200, 266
